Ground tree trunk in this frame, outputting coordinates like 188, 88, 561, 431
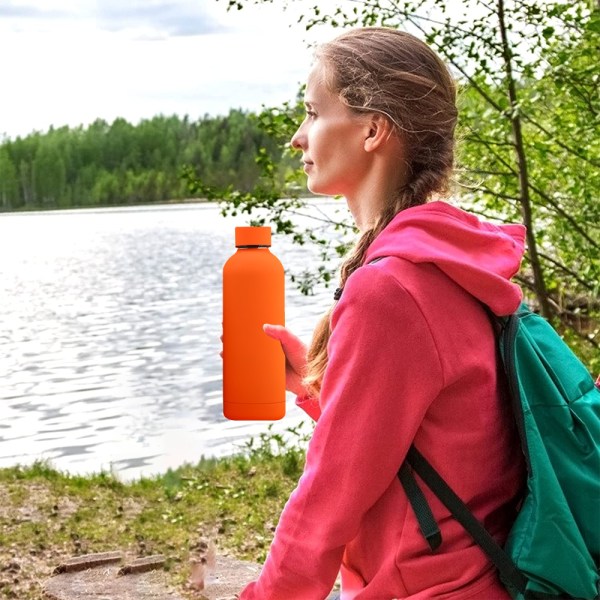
497, 0, 552, 319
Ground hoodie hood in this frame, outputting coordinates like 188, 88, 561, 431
364, 201, 526, 316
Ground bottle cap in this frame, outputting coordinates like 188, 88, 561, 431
235, 226, 271, 247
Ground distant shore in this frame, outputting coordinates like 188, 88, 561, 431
0, 193, 324, 214
0, 197, 214, 214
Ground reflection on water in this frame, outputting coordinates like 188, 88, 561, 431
0, 201, 349, 479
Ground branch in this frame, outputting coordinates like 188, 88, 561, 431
284, 206, 349, 229
456, 168, 516, 177
519, 112, 600, 168
403, 14, 506, 113
547, 69, 600, 118
457, 181, 520, 203
538, 251, 597, 293
461, 135, 515, 148
462, 126, 520, 175
527, 183, 600, 250
461, 205, 517, 224
412, 12, 504, 53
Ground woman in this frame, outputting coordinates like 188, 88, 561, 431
239, 27, 525, 599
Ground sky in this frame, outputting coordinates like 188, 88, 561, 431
0, 0, 340, 140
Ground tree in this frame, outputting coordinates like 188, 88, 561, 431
210, 0, 599, 368
33, 137, 67, 207
0, 147, 18, 209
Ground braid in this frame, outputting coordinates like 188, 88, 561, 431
339, 230, 378, 285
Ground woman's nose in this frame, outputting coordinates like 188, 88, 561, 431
290, 126, 305, 150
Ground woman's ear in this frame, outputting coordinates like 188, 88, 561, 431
364, 113, 394, 153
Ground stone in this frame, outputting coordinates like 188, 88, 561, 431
43, 553, 182, 600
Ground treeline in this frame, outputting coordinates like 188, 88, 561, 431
0, 110, 282, 210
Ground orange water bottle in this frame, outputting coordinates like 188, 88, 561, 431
223, 226, 285, 420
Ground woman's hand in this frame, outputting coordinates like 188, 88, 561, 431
219, 324, 309, 398
263, 324, 309, 397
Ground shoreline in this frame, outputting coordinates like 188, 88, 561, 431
0, 197, 215, 216
0, 193, 324, 216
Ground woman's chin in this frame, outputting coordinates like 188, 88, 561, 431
306, 179, 319, 194
307, 180, 336, 197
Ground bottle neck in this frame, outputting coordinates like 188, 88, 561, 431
236, 245, 270, 249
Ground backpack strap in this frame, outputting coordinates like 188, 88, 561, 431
397, 462, 442, 551
399, 446, 528, 596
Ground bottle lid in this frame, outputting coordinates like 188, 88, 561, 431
235, 226, 271, 247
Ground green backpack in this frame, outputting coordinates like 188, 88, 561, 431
398, 302, 600, 599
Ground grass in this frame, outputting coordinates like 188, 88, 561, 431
0, 422, 313, 599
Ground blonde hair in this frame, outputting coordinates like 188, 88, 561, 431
302, 27, 458, 397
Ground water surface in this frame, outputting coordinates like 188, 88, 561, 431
0, 201, 347, 479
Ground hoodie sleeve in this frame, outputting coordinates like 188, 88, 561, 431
238, 266, 444, 600
295, 393, 321, 421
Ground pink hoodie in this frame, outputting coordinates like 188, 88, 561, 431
239, 201, 527, 599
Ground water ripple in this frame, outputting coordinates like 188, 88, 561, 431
0, 201, 348, 479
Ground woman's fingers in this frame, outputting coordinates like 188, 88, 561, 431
220, 325, 306, 371
263, 324, 309, 396
263, 324, 307, 357
262, 323, 284, 340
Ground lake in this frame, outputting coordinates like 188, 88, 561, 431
0, 200, 350, 480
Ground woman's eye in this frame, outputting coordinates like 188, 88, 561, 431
306, 110, 316, 118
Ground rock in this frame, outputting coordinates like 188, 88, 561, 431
43, 552, 182, 600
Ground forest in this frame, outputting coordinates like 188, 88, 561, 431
0, 110, 283, 210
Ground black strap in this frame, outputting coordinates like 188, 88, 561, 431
402, 445, 528, 595
397, 462, 442, 551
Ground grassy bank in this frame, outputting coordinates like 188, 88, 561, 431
0, 424, 312, 599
